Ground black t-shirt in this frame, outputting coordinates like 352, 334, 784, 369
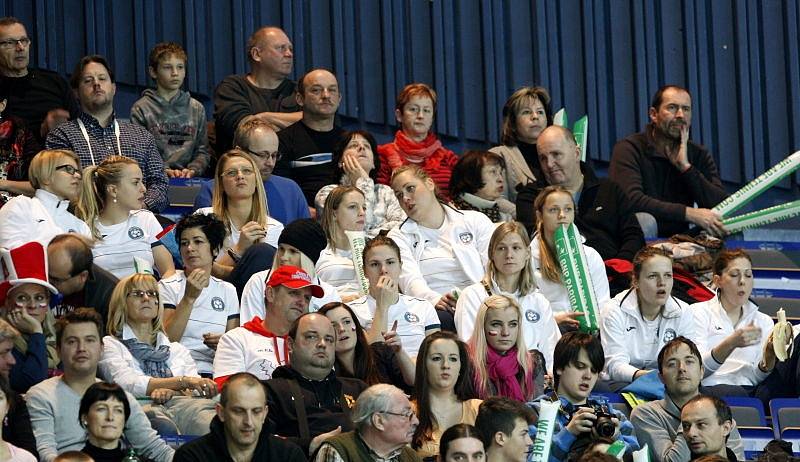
275, 121, 344, 205
517, 140, 543, 180
0, 68, 78, 143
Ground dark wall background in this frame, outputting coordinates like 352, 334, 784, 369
3, 0, 799, 208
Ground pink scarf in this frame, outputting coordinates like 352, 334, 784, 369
486, 346, 527, 401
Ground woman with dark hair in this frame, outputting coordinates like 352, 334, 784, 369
79, 382, 130, 461
450, 150, 515, 222
318, 301, 414, 391
489, 86, 553, 200
377, 83, 459, 201
388, 165, 495, 330
0, 375, 35, 461
599, 247, 698, 390
439, 423, 485, 462
531, 186, 609, 330
411, 331, 480, 459
315, 130, 406, 236
691, 249, 777, 395
160, 213, 240, 377
99, 273, 217, 435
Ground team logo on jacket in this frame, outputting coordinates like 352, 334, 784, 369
404, 312, 419, 323
128, 226, 144, 239
662, 328, 677, 343
211, 297, 225, 312
525, 310, 540, 323
458, 232, 473, 244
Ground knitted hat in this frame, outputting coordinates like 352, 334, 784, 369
278, 219, 327, 263
0, 242, 59, 305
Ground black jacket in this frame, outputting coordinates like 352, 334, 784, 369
264, 365, 368, 455
516, 162, 645, 261
173, 415, 305, 462
609, 126, 727, 237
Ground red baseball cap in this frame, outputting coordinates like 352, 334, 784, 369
266, 266, 324, 298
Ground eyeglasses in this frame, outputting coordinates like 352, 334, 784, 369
222, 167, 255, 178
381, 410, 415, 422
48, 272, 78, 285
127, 290, 159, 299
247, 149, 281, 162
55, 164, 81, 176
0, 37, 31, 49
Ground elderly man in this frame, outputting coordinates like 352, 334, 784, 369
275, 68, 344, 205
45, 55, 168, 211
174, 372, 305, 461
516, 125, 644, 262
192, 117, 309, 224
314, 383, 420, 462
680, 396, 737, 462
630, 337, 744, 462
265, 312, 368, 456
0, 17, 77, 143
214, 26, 302, 152
610, 85, 727, 238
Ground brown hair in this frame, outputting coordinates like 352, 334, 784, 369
632, 246, 673, 283
212, 149, 268, 236
500, 86, 552, 146
106, 274, 164, 344
534, 185, 574, 282
712, 249, 752, 276
483, 222, 536, 295
148, 42, 187, 72
320, 185, 365, 248
395, 82, 437, 113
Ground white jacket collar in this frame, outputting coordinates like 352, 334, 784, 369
614, 288, 685, 319
35, 188, 71, 211
399, 203, 463, 233
707, 296, 759, 322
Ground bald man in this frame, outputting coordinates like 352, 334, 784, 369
214, 26, 302, 152
516, 125, 645, 263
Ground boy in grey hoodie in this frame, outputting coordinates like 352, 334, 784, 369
131, 42, 209, 177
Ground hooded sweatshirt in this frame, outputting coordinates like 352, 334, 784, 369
130, 88, 209, 174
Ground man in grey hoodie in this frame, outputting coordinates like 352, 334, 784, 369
131, 42, 210, 178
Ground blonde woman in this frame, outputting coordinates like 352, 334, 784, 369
455, 222, 560, 371
77, 155, 174, 279
316, 185, 367, 301
468, 295, 545, 401
98, 273, 216, 435
0, 149, 90, 249
530, 185, 609, 330
195, 149, 283, 279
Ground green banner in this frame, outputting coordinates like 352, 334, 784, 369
573, 116, 588, 162
722, 200, 800, 234
554, 223, 599, 333
713, 151, 800, 218
529, 400, 560, 462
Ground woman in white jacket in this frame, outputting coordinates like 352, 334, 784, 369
529, 186, 610, 330
387, 164, 496, 331
599, 247, 699, 390
455, 221, 559, 371
691, 249, 777, 395
0, 149, 91, 249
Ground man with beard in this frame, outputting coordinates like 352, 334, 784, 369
45, 55, 168, 212
314, 384, 421, 461
629, 337, 744, 462
265, 313, 367, 457
610, 85, 727, 238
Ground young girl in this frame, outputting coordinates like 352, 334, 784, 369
77, 155, 174, 279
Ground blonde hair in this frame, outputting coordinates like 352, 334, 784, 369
534, 185, 575, 282
321, 185, 364, 248
271, 248, 317, 278
212, 149, 268, 237
29, 149, 81, 191
76, 155, 140, 240
484, 222, 536, 295
468, 295, 533, 399
106, 273, 164, 344
390, 163, 442, 203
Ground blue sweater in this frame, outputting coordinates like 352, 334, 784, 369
193, 175, 310, 225
527, 393, 640, 462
